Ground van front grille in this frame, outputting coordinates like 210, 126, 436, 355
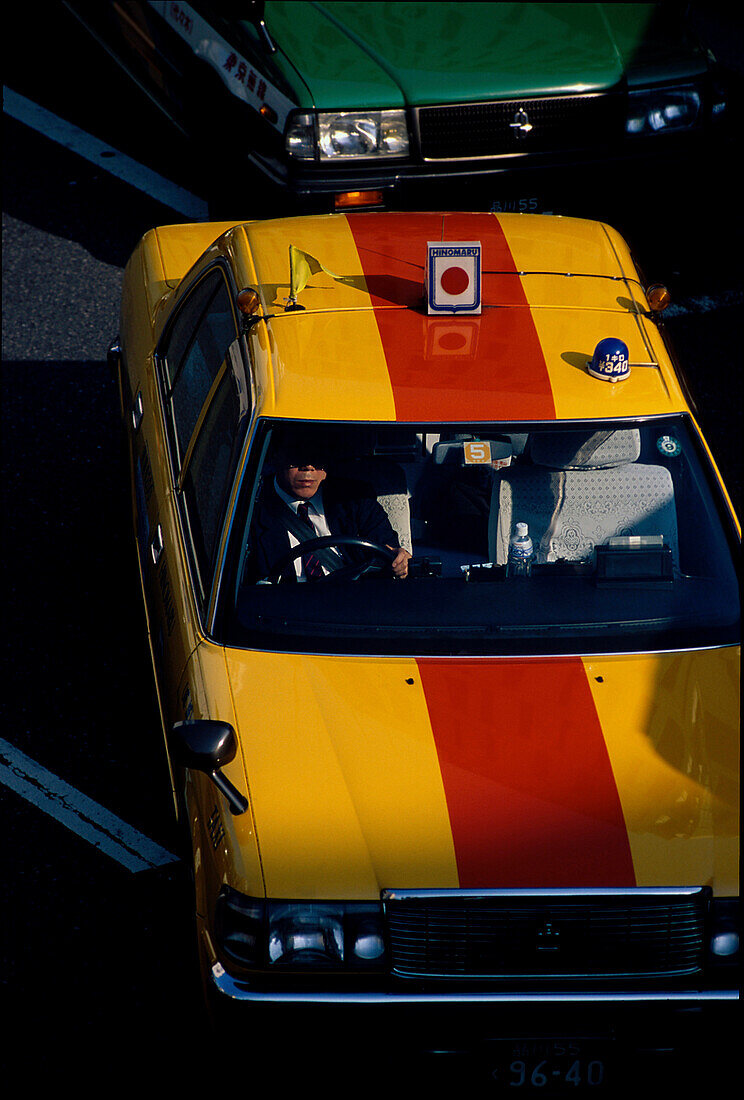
384, 889, 707, 980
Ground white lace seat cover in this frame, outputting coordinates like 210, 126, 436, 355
489, 429, 678, 566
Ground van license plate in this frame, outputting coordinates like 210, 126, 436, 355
488, 1038, 609, 1091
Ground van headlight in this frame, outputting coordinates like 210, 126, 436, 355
216, 888, 387, 971
286, 110, 409, 161
626, 85, 701, 135
707, 898, 740, 969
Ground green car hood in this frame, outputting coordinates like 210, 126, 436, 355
264, 1, 706, 109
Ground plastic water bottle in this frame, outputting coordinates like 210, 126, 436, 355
508, 522, 534, 576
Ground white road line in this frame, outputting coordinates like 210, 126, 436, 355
2, 85, 209, 220
0, 738, 178, 872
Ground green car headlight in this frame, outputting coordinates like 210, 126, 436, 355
216, 888, 387, 971
626, 85, 701, 135
318, 110, 409, 159
286, 110, 409, 161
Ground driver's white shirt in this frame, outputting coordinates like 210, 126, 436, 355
273, 479, 339, 579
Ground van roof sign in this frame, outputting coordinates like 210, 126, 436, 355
426, 241, 482, 315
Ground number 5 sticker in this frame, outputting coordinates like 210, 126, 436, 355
463, 441, 490, 464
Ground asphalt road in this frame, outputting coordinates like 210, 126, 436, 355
2, 3, 741, 1089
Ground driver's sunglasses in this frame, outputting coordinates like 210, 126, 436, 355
285, 460, 326, 470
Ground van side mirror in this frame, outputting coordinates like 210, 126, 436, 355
171, 720, 249, 816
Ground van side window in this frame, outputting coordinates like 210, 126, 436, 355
162, 269, 237, 469
181, 362, 242, 592
158, 266, 249, 610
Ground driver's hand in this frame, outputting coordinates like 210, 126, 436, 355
388, 546, 412, 579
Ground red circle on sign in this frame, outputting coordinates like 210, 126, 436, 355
440, 265, 470, 296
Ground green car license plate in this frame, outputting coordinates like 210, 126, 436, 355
490, 196, 543, 214
488, 1038, 610, 1091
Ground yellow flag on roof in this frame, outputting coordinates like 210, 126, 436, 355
288, 245, 341, 308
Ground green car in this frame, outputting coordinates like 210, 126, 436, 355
67, 1, 727, 208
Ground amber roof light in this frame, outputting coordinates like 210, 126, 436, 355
647, 284, 671, 312
237, 288, 261, 316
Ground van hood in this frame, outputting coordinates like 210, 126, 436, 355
225, 646, 738, 900
268, 1, 706, 108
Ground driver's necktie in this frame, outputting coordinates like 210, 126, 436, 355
296, 502, 324, 579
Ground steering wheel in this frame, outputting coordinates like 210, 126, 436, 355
262, 536, 396, 584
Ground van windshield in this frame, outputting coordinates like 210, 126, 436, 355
219, 415, 740, 656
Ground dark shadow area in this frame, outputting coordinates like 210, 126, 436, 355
364, 273, 427, 308
0, 358, 172, 836
2, 115, 187, 269
663, 307, 743, 517
1, 355, 202, 1062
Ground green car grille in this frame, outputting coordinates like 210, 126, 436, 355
417, 92, 625, 160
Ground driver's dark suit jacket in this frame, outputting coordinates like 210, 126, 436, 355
246, 477, 400, 583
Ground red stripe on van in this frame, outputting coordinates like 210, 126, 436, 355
345, 212, 556, 421
418, 657, 636, 888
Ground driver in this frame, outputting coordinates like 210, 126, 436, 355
247, 440, 411, 582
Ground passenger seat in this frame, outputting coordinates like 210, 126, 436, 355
488, 429, 679, 565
